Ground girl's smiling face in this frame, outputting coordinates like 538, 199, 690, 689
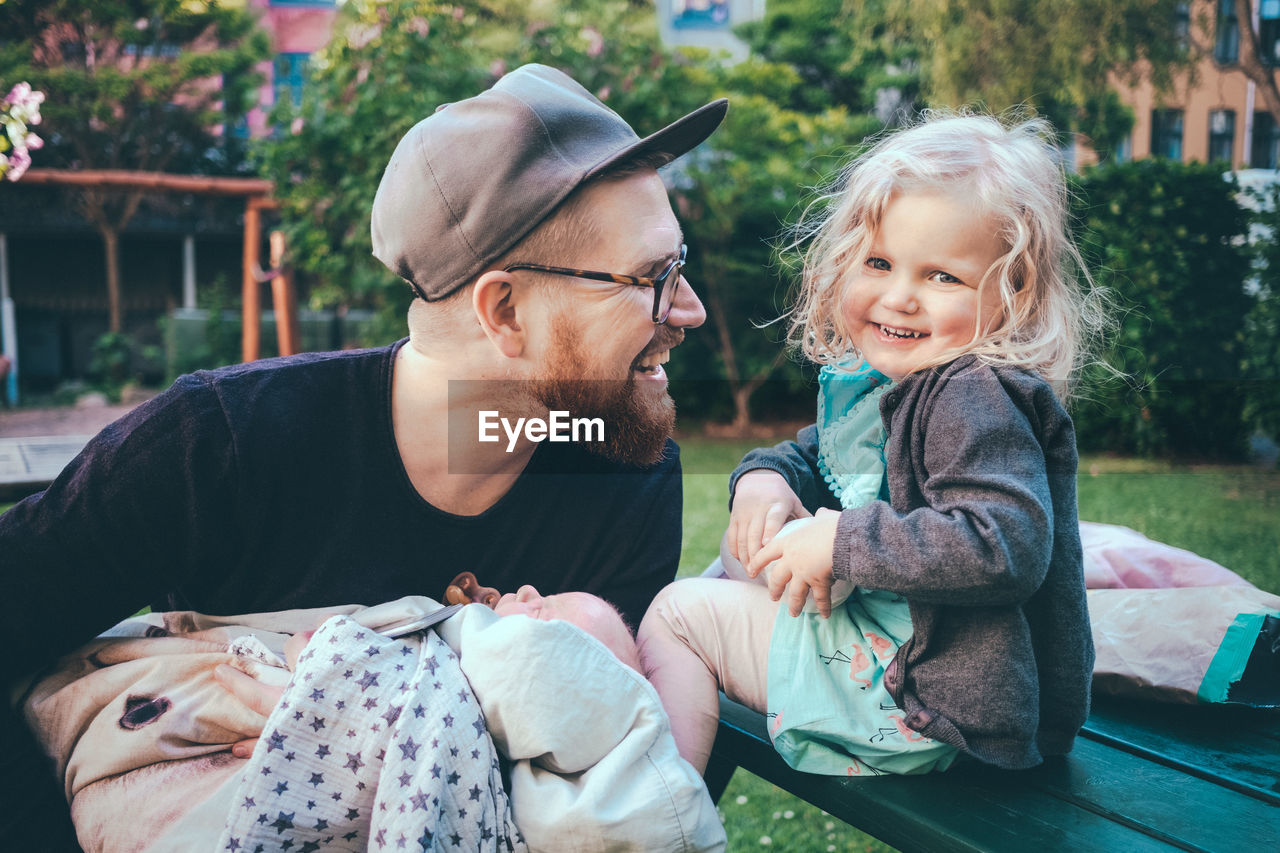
842, 189, 1007, 380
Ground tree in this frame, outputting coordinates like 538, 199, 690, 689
256, 0, 490, 331
735, 0, 921, 120
897, 0, 1191, 152
1243, 182, 1280, 441
0, 0, 269, 332
262, 0, 728, 312
263, 0, 874, 429
675, 62, 875, 430
1222, 0, 1280, 128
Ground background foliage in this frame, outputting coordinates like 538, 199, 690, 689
260, 0, 879, 426
0, 0, 269, 332
255, 0, 1279, 456
1243, 182, 1280, 441
895, 0, 1190, 155
1072, 159, 1255, 458
4, 0, 1276, 457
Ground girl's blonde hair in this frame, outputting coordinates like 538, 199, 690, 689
788, 110, 1108, 400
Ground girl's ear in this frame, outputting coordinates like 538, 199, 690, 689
472, 271, 525, 358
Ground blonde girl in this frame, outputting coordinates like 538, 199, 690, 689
638, 112, 1106, 776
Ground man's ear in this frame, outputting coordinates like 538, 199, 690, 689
472, 271, 525, 358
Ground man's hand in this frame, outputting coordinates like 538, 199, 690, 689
213, 628, 315, 758
213, 665, 283, 757
728, 470, 810, 567
748, 509, 840, 618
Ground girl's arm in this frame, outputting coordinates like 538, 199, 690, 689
726, 470, 809, 566
835, 366, 1074, 606
727, 426, 839, 566
728, 425, 839, 514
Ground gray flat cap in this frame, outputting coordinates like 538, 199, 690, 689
371, 63, 728, 301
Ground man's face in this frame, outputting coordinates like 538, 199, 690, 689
531, 316, 675, 466
527, 172, 706, 466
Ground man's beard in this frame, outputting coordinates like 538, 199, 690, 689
530, 318, 676, 466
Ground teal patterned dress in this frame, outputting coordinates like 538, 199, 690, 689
766, 362, 960, 776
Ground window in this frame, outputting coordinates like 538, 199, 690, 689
1209, 109, 1236, 164
274, 53, 310, 108
59, 40, 86, 63
1261, 0, 1280, 65
1113, 133, 1133, 164
1215, 0, 1239, 64
1151, 109, 1184, 160
122, 43, 181, 59
671, 0, 731, 31
1174, 2, 1191, 49
1252, 112, 1280, 168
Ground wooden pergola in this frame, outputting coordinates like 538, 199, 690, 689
11, 168, 298, 365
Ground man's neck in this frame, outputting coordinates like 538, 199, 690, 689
390, 343, 541, 516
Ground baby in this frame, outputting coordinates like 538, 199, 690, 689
24, 590, 722, 852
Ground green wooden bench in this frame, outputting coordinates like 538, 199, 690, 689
705, 693, 1279, 851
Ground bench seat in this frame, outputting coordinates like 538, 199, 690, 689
706, 693, 1280, 851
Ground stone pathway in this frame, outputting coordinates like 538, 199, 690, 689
0, 399, 144, 438
0, 399, 147, 498
0, 435, 95, 496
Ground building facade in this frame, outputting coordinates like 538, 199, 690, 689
1100, 0, 1280, 169
657, 0, 767, 62
239, 0, 338, 137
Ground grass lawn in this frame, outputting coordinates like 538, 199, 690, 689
2, 441, 1276, 852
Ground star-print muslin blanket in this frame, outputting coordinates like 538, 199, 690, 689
218, 613, 523, 852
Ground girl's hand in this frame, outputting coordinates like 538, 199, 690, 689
749, 509, 840, 618
729, 470, 810, 567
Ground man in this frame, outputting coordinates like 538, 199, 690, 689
2, 64, 727, 847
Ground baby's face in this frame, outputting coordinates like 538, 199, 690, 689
494, 585, 641, 671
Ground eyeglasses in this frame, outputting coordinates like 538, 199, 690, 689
503, 244, 687, 324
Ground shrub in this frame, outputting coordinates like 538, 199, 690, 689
1072, 159, 1254, 459
1243, 182, 1280, 444
88, 331, 137, 400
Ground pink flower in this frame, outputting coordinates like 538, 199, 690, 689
25, 133, 42, 150
346, 23, 382, 50
5, 82, 31, 106
6, 147, 31, 181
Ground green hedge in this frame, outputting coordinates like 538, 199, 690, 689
1244, 182, 1280, 442
1071, 159, 1256, 460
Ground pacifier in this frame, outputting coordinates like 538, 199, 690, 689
445, 571, 501, 608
